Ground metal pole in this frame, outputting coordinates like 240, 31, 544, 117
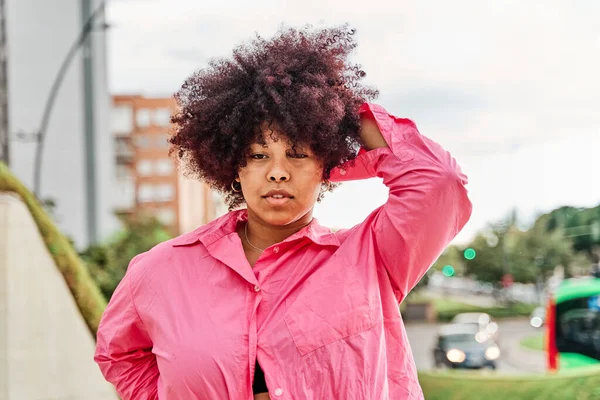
81, 0, 100, 244
0, 6, 7, 399
32, 0, 106, 198
0, 0, 9, 166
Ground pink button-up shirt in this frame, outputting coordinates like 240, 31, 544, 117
94, 103, 472, 399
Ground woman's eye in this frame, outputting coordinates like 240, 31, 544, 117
289, 153, 308, 159
250, 154, 268, 160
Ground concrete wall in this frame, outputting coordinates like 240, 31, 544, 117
6, 0, 120, 248
0, 193, 116, 399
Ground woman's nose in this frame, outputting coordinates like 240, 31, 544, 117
269, 174, 288, 182
267, 162, 290, 182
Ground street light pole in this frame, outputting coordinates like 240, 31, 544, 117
32, 0, 107, 198
0, 0, 9, 166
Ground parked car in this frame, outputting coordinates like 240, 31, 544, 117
450, 312, 499, 342
530, 306, 546, 328
433, 324, 500, 370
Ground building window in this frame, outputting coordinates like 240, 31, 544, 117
136, 108, 152, 127
136, 160, 153, 176
155, 159, 173, 176
138, 184, 155, 203
156, 207, 176, 225
133, 134, 151, 149
115, 164, 132, 179
114, 178, 136, 209
155, 184, 175, 201
111, 105, 133, 134
153, 108, 172, 127
157, 133, 171, 149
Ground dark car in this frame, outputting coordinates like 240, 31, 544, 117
433, 324, 500, 369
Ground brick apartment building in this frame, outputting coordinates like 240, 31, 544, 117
111, 95, 225, 235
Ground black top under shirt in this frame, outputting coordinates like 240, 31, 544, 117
253, 360, 268, 394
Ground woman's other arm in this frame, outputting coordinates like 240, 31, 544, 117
94, 254, 159, 399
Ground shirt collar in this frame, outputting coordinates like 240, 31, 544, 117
171, 209, 340, 248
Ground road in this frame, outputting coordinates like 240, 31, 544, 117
405, 318, 546, 374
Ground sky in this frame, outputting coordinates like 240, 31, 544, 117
106, 0, 600, 243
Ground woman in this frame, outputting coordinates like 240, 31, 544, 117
94, 25, 472, 399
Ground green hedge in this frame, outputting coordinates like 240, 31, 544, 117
419, 367, 600, 400
403, 292, 537, 322
434, 298, 537, 322
0, 163, 106, 336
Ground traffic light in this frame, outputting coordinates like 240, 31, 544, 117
464, 248, 476, 260
442, 265, 455, 277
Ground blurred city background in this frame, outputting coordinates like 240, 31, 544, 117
0, 0, 599, 399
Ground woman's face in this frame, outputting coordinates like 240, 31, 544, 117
237, 125, 324, 227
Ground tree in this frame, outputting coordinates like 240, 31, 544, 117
431, 245, 465, 276
508, 223, 574, 282
542, 205, 600, 258
432, 203, 599, 286
80, 216, 172, 300
460, 212, 575, 284
462, 225, 506, 284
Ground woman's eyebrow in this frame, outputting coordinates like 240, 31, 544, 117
288, 145, 310, 152
249, 143, 269, 149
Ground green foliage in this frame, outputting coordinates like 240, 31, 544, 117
455, 208, 586, 285
462, 230, 506, 283
510, 224, 574, 281
402, 292, 536, 321
432, 298, 536, 322
81, 216, 173, 300
435, 204, 600, 286
0, 163, 107, 336
544, 205, 600, 255
433, 246, 466, 276
419, 367, 600, 400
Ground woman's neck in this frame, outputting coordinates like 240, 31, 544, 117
243, 210, 314, 251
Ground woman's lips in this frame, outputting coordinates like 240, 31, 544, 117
263, 195, 293, 206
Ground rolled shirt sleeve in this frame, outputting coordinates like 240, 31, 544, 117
330, 103, 472, 301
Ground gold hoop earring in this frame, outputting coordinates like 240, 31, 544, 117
231, 179, 242, 193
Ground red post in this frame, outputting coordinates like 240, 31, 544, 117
546, 298, 558, 371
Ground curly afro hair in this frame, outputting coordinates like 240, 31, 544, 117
170, 24, 379, 209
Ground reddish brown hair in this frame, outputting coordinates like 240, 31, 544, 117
170, 24, 378, 209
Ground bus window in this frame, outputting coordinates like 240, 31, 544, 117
556, 296, 600, 361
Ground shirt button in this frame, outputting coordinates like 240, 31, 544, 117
274, 388, 283, 396
339, 168, 347, 175
254, 285, 261, 292
273, 246, 280, 253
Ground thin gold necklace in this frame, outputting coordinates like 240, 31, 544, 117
244, 223, 265, 253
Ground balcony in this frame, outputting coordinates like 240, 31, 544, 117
114, 135, 134, 164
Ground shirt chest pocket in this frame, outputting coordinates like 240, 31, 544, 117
282, 256, 379, 356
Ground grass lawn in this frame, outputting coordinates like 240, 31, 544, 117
419, 367, 600, 400
0, 163, 106, 336
520, 333, 545, 351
